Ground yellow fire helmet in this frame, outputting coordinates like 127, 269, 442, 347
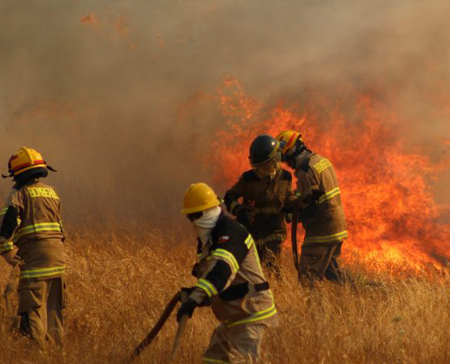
275, 130, 303, 155
6, 147, 47, 177
181, 182, 221, 214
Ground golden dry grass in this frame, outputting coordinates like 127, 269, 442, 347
0, 225, 449, 364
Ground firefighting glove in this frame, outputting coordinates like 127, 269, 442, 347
181, 287, 195, 296
191, 263, 202, 278
176, 298, 198, 322
236, 207, 253, 227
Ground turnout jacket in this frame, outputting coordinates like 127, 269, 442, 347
189, 212, 278, 328
295, 152, 348, 246
224, 169, 296, 244
0, 180, 65, 280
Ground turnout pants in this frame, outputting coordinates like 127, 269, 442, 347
18, 277, 65, 347
203, 323, 266, 364
256, 240, 282, 278
299, 241, 343, 282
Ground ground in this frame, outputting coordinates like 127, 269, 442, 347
0, 226, 448, 364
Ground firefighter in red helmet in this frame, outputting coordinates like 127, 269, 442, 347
276, 131, 348, 283
0, 147, 65, 347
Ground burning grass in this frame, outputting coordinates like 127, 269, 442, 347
208, 77, 450, 270
0, 225, 449, 364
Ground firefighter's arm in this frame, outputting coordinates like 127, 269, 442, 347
0, 190, 24, 265
282, 172, 298, 213
283, 169, 323, 214
224, 177, 245, 216
189, 237, 248, 305
224, 177, 255, 227
0, 207, 18, 255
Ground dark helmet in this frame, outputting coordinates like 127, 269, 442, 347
249, 135, 283, 166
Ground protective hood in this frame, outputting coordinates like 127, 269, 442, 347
193, 206, 221, 247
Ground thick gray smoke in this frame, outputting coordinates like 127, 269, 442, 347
1, 1, 449, 225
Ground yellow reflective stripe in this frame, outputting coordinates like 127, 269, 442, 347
203, 359, 229, 364
14, 222, 62, 241
226, 304, 277, 328
213, 249, 239, 273
0, 207, 8, 216
304, 230, 348, 244
0, 241, 13, 252
20, 265, 66, 279
245, 235, 254, 249
312, 158, 332, 174
195, 278, 218, 297
317, 187, 341, 204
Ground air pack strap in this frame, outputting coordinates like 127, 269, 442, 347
219, 281, 269, 301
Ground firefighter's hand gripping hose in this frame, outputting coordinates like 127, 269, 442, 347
176, 298, 198, 322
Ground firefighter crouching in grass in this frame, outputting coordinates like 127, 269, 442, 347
0, 147, 65, 347
178, 182, 278, 364
276, 131, 348, 284
224, 135, 296, 278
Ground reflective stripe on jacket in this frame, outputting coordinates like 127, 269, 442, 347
189, 212, 278, 328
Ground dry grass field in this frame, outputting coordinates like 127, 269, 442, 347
0, 224, 449, 364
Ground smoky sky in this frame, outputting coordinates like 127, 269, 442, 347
0, 0, 449, 224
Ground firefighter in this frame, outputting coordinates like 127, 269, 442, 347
178, 182, 278, 364
0, 147, 65, 347
224, 135, 296, 277
276, 130, 348, 283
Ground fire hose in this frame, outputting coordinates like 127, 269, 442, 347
125, 290, 190, 364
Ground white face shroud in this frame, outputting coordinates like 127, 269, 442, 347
192, 206, 221, 246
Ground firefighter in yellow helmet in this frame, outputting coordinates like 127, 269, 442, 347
224, 135, 297, 278
0, 147, 65, 347
178, 182, 278, 363
276, 131, 348, 283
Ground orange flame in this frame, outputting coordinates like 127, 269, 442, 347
207, 76, 450, 272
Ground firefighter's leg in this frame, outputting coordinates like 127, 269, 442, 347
203, 324, 230, 364
227, 323, 266, 364
46, 277, 64, 346
18, 279, 49, 347
323, 242, 344, 283
298, 244, 329, 283
256, 240, 282, 278
4, 267, 20, 329
264, 241, 282, 279
255, 241, 266, 263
